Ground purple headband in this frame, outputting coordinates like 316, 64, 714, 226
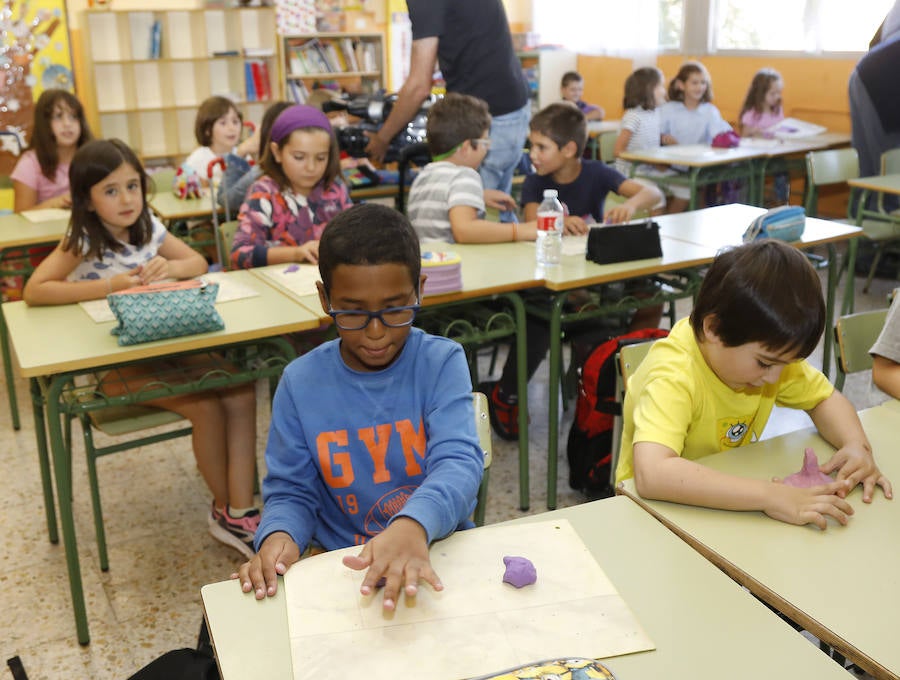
270, 105, 332, 144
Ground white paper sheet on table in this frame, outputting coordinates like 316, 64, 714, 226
77, 273, 260, 323
21, 208, 70, 222
767, 117, 827, 139
561, 235, 588, 257
284, 519, 653, 680
258, 263, 320, 298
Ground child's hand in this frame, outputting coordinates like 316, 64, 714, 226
53, 193, 72, 209
109, 270, 143, 293
661, 134, 678, 146
562, 215, 588, 235
342, 517, 441, 612
483, 189, 517, 212
604, 204, 636, 225
233, 531, 300, 599
764, 479, 854, 530
135, 256, 170, 284
820, 445, 892, 503
295, 241, 319, 264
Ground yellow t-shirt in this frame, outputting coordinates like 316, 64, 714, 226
614, 318, 834, 484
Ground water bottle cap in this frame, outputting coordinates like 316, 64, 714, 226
543, 189, 558, 198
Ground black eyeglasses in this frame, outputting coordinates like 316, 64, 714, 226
325, 297, 421, 330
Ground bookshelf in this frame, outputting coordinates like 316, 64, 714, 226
279, 32, 384, 104
516, 48, 576, 112
82, 7, 277, 163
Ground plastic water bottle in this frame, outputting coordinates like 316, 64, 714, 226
536, 189, 563, 265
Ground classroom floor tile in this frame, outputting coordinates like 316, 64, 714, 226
0, 254, 891, 679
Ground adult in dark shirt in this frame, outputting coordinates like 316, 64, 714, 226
365, 0, 530, 204
849, 2, 900, 211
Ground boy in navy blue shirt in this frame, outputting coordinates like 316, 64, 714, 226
484, 104, 662, 441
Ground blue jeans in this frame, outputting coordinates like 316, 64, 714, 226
480, 102, 530, 221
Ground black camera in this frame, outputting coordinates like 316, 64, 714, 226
324, 93, 431, 163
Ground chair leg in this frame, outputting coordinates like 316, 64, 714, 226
474, 468, 490, 527
863, 247, 883, 294
80, 415, 110, 572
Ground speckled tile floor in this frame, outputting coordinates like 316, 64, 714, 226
0, 251, 894, 679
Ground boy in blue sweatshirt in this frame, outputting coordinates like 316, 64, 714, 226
237, 203, 483, 611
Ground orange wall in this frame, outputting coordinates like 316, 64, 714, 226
576, 54, 857, 133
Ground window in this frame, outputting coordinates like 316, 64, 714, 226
531, 0, 684, 54
713, 0, 895, 52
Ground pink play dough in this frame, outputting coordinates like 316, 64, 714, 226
502, 555, 537, 588
782, 448, 833, 488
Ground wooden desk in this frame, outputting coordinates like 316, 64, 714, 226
0, 211, 70, 429
619, 402, 900, 679
149, 187, 217, 224
3, 270, 323, 644
202, 495, 851, 680
620, 144, 768, 210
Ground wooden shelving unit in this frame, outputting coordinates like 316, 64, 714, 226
82, 7, 277, 163
279, 32, 384, 103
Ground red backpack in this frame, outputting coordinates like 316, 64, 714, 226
566, 327, 669, 497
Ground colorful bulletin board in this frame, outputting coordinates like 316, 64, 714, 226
0, 0, 75, 177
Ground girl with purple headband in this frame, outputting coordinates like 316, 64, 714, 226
231, 105, 352, 269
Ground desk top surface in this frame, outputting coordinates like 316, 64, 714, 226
620, 143, 768, 167
656, 203, 861, 250
149, 189, 217, 222
0, 212, 68, 249
619, 402, 900, 679
3, 270, 321, 377
847, 173, 900, 195
586, 119, 621, 135
202, 495, 849, 680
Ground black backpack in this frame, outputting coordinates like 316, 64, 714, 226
566, 328, 669, 497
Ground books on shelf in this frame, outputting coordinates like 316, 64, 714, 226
243, 59, 271, 102
288, 37, 378, 76
287, 78, 309, 104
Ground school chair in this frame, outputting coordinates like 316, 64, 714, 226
63, 343, 291, 572
472, 391, 493, 527
609, 338, 658, 487
599, 131, 618, 165
396, 142, 430, 214
832, 308, 889, 392
804, 147, 900, 294
217, 220, 239, 271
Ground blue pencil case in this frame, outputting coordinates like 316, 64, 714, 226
742, 205, 806, 243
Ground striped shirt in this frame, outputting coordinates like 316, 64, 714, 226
408, 161, 485, 243
615, 106, 662, 177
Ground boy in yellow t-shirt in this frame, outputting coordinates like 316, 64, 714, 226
616, 240, 892, 529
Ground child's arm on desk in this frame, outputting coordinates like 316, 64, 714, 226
449, 205, 537, 243
808, 390, 892, 503
633, 441, 855, 529
604, 179, 662, 224
522, 201, 587, 235
872, 354, 900, 400
342, 517, 439, 612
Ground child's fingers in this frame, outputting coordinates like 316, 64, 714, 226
411, 562, 442, 594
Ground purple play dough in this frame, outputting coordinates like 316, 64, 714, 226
502, 555, 537, 588
782, 448, 833, 488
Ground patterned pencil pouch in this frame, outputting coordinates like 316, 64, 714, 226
471, 657, 615, 679
107, 279, 224, 346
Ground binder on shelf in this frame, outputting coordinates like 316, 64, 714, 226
250, 60, 271, 101
149, 20, 162, 59
288, 79, 309, 104
244, 60, 257, 102
340, 37, 359, 71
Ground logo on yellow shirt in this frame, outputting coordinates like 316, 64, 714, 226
718, 418, 752, 448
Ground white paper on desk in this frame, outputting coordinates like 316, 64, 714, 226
662, 144, 719, 159
767, 117, 827, 139
561, 234, 588, 256
739, 137, 783, 149
258, 263, 320, 297
20, 208, 70, 222
284, 520, 653, 680
76, 274, 259, 323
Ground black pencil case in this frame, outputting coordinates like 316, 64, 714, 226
586, 220, 662, 264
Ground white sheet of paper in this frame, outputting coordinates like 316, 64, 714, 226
258, 264, 320, 298
767, 117, 827, 139
561, 235, 588, 256
21, 208, 70, 222
77, 274, 260, 323
284, 520, 653, 680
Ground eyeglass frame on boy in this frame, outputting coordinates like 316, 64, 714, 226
324, 294, 422, 330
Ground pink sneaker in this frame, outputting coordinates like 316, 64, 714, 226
208, 504, 260, 559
